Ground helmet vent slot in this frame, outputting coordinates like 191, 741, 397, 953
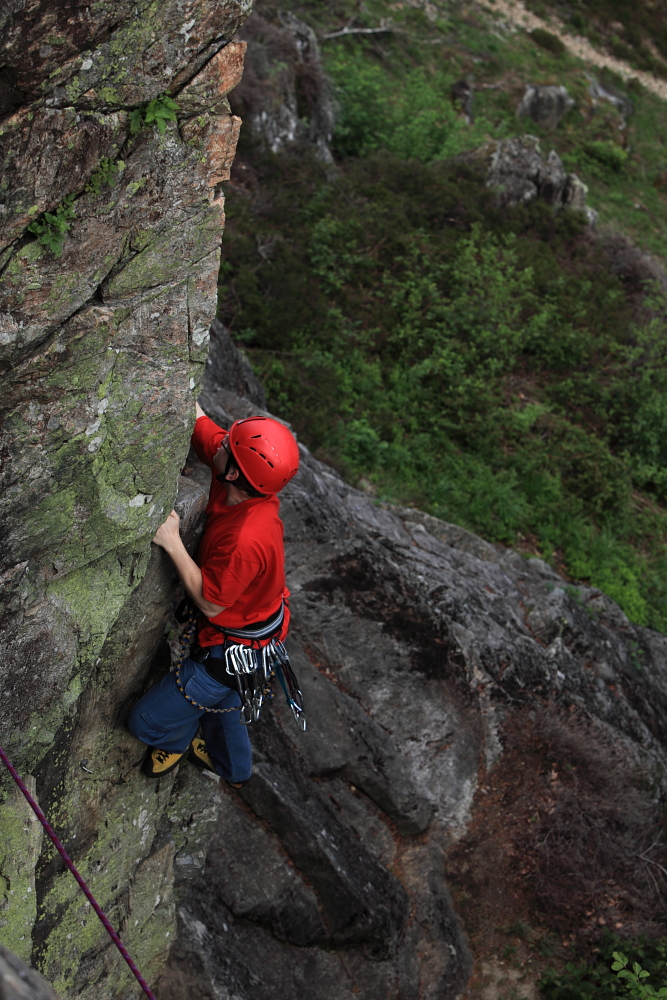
251, 434, 262, 439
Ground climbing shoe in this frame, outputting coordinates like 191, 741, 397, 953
142, 746, 183, 778
187, 737, 216, 773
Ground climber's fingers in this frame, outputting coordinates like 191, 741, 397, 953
152, 509, 180, 548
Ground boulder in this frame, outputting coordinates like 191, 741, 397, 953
517, 83, 575, 130
467, 135, 598, 224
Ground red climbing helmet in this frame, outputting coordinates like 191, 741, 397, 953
228, 416, 300, 494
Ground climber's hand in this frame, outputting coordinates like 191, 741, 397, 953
152, 510, 181, 551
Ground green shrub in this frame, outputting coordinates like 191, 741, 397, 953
582, 140, 629, 172
613, 952, 667, 998
221, 7, 667, 631
540, 935, 667, 999
531, 28, 566, 54
85, 157, 124, 195
219, 142, 667, 628
327, 49, 501, 162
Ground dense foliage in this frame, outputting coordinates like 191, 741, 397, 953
220, 2, 667, 630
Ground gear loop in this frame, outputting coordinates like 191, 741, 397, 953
172, 606, 304, 728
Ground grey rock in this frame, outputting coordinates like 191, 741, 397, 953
487, 135, 566, 205
240, 761, 409, 957
476, 135, 596, 223
281, 637, 433, 834
205, 803, 329, 947
451, 79, 474, 122
206, 318, 267, 408
230, 11, 336, 162
587, 74, 634, 118
517, 83, 575, 130
0, 944, 60, 1000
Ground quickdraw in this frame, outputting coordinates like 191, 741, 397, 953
173, 609, 306, 730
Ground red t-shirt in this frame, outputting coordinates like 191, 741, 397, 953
192, 415, 290, 647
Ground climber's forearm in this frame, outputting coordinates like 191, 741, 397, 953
167, 540, 226, 618
153, 512, 225, 617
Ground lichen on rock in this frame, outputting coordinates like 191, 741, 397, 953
0, 0, 251, 993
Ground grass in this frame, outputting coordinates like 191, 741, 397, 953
220, 0, 667, 631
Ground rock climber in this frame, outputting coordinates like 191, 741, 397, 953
128, 401, 300, 785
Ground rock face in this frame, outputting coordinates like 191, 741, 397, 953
2, 322, 667, 1000
155, 329, 667, 999
0, 0, 251, 995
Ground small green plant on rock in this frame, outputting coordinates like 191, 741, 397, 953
27, 194, 76, 257
129, 93, 180, 135
85, 157, 124, 194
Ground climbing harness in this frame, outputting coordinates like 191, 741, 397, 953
173, 604, 306, 730
0, 745, 157, 1000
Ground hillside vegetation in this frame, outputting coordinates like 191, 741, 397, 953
220, 0, 667, 632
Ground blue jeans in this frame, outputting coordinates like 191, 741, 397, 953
128, 656, 252, 784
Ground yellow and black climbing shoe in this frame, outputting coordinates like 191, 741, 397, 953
187, 737, 215, 773
142, 746, 183, 778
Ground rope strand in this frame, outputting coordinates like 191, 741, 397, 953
0, 746, 156, 1000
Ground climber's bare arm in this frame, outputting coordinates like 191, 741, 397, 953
152, 510, 225, 618
195, 401, 206, 419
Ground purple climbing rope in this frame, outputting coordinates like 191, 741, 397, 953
0, 745, 156, 1000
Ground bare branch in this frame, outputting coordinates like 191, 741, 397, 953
321, 17, 450, 45
322, 18, 396, 40
636, 852, 667, 879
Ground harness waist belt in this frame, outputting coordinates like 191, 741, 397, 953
210, 600, 284, 641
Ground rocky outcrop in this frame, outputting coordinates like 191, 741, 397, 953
462, 134, 597, 223
0, 0, 252, 994
229, 11, 336, 161
517, 83, 575, 130
2, 322, 667, 999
